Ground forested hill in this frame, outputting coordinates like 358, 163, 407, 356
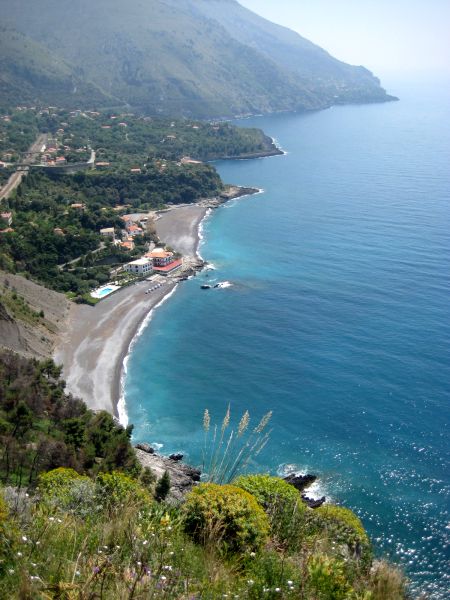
1, 0, 395, 117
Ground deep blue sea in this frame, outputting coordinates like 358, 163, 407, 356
125, 79, 450, 598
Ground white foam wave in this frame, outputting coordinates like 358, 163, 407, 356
118, 284, 180, 427
215, 281, 232, 289
197, 207, 213, 261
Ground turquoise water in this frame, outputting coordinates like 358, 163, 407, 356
98, 287, 113, 297
125, 80, 450, 597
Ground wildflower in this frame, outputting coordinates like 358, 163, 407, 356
203, 409, 210, 432
163, 565, 172, 571
17, 552, 23, 557
169, 551, 174, 555
143, 540, 148, 545
48, 517, 55, 522
8, 569, 14, 575
93, 567, 100, 574
247, 579, 254, 585
75, 571, 80, 576
160, 513, 170, 527
160, 575, 167, 581
275, 588, 281, 593
249, 552, 256, 557
287, 580, 293, 585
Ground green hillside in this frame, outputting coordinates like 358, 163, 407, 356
1, 0, 395, 117
0, 28, 113, 110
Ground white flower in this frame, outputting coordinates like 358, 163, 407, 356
22, 536, 27, 542
247, 579, 254, 585
160, 575, 167, 581
249, 551, 256, 557
17, 552, 22, 557
142, 540, 148, 545
275, 588, 281, 593
287, 580, 293, 585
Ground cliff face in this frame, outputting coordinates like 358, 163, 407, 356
0, 271, 69, 359
1, 0, 395, 117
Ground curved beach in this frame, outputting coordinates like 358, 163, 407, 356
54, 204, 208, 417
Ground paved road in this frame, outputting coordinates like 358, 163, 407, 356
0, 133, 47, 202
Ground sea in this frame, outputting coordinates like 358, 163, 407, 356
124, 78, 450, 598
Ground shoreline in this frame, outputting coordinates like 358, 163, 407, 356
54, 186, 259, 421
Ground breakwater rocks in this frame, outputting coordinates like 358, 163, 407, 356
135, 445, 201, 503
284, 473, 326, 509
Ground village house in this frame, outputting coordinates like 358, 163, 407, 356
100, 227, 115, 240
124, 258, 153, 277
1, 212, 13, 226
120, 240, 134, 251
126, 224, 143, 236
70, 203, 86, 211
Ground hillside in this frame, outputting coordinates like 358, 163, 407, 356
0, 29, 113, 110
1, 0, 395, 117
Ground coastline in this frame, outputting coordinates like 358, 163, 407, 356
54, 186, 259, 421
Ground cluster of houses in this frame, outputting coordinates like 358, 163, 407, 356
98, 212, 181, 277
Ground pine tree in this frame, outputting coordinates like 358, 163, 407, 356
155, 470, 171, 502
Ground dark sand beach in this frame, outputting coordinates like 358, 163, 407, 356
54, 204, 207, 417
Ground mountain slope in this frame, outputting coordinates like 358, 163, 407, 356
1, 0, 395, 117
0, 28, 113, 110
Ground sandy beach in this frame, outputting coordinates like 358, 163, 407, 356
54, 204, 207, 417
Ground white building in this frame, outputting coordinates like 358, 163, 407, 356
124, 258, 153, 276
100, 227, 115, 240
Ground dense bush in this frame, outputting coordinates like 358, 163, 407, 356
234, 474, 306, 544
183, 483, 269, 553
96, 471, 152, 514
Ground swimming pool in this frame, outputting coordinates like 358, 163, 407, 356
91, 284, 120, 299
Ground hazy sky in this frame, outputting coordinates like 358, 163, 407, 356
239, 0, 450, 77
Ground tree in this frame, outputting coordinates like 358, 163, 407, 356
155, 470, 171, 502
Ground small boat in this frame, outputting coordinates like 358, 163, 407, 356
201, 284, 211, 290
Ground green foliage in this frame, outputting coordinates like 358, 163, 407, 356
0, 350, 141, 486
307, 554, 353, 600
183, 483, 269, 553
315, 504, 369, 545
38, 467, 87, 500
96, 471, 151, 513
234, 474, 306, 545
155, 470, 171, 502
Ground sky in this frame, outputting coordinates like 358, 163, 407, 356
239, 0, 450, 78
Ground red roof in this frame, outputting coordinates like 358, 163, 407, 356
152, 259, 182, 273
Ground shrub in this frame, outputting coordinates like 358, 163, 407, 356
38, 467, 95, 514
0, 492, 16, 576
183, 483, 269, 553
95, 471, 151, 513
368, 561, 407, 600
307, 554, 353, 600
315, 505, 369, 545
39, 467, 87, 501
234, 474, 306, 544
307, 505, 372, 567
155, 470, 171, 502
